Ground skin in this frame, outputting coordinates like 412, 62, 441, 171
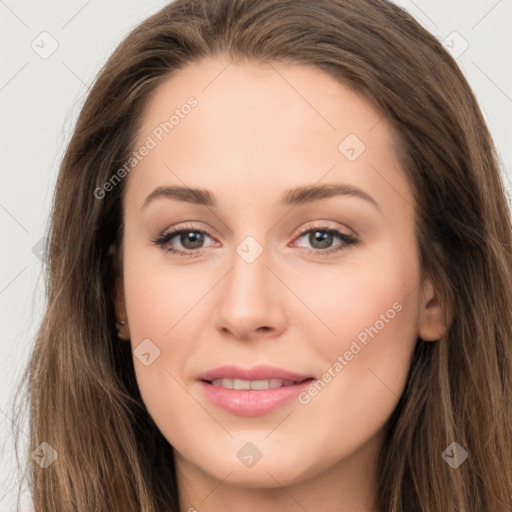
114, 56, 450, 512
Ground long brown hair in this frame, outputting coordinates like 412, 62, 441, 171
12, 0, 512, 510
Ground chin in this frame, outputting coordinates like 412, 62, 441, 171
186, 440, 322, 489
207, 460, 309, 489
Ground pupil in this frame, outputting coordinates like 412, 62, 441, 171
181, 232, 204, 249
311, 230, 332, 249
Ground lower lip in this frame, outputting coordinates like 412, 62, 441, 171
199, 379, 314, 416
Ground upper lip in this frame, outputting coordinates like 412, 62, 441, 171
198, 364, 314, 383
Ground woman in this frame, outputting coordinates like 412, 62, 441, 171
14, 0, 512, 510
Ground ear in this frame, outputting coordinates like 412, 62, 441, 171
114, 277, 130, 340
109, 242, 130, 340
417, 277, 453, 341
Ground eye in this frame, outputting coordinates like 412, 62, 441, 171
151, 222, 359, 257
291, 223, 359, 256
150, 223, 217, 256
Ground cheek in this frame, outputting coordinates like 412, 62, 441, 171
123, 247, 206, 344
293, 239, 420, 356
294, 243, 421, 437
120, 248, 195, 416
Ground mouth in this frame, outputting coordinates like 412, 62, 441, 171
202, 377, 314, 390
197, 365, 315, 416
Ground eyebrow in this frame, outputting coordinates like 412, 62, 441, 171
142, 183, 379, 211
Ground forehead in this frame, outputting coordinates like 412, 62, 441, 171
124, 56, 412, 217
136, 56, 385, 146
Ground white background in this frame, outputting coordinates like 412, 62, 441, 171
1, 0, 511, 509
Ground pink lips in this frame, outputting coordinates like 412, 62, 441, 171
198, 364, 312, 382
197, 364, 315, 416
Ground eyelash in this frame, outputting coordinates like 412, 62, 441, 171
150, 222, 359, 257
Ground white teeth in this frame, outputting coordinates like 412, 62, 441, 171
233, 378, 251, 390
220, 378, 233, 389
210, 378, 296, 390
250, 379, 270, 390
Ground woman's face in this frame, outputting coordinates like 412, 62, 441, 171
115, 56, 446, 495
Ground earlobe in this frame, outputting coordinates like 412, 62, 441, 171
110, 243, 130, 340
417, 277, 453, 342
114, 278, 130, 340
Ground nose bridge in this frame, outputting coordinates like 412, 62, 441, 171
225, 235, 273, 307
214, 232, 285, 337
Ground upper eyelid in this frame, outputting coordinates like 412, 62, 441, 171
160, 222, 217, 238
294, 220, 356, 237
163, 218, 353, 234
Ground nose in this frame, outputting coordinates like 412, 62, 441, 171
214, 242, 287, 341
